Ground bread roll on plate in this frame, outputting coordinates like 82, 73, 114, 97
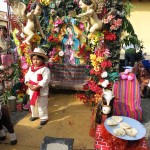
113, 128, 126, 136
125, 128, 138, 137
106, 119, 118, 126
120, 122, 131, 129
112, 116, 123, 123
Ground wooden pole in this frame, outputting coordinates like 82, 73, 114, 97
6, 2, 11, 35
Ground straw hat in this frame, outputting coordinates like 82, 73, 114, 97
30, 47, 48, 60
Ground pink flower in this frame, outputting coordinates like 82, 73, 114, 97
54, 20, 63, 27
112, 19, 122, 28
110, 25, 117, 30
107, 15, 115, 21
103, 18, 109, 24
50, 9, 56, 15
104, 49, 110, 57
74, 0, 79, 3
79, 23, 85, 29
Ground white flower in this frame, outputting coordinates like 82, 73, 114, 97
49, 58, 53, 63
101, 80, 109, 88
0, 65, 4, 70
59, 50, 64, 57
20, 33, 25, 38
101, 71, 108, 78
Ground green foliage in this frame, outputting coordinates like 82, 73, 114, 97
123, 1, 134, 17
0, 63, 21, 84
21, 0, 32, 5
121, 34, 140, 47
121, 1, 141, 49
108, 72, 119, 82
122, 17, 135, 35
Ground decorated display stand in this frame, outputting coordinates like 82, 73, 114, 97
1, 0, 148, 149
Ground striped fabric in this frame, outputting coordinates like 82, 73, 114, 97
113, 72, 142, 121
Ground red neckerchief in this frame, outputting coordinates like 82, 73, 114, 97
31, 64, 46, 72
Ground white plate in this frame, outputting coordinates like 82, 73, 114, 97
104, 116, 146, 140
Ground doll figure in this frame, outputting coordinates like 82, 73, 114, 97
23, 2, 46, 45
77, 0, 102, 33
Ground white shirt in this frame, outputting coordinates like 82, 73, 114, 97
25, 66, 50, 97
123, 43, 138, 50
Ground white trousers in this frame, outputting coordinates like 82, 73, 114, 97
30, 96, 48, 121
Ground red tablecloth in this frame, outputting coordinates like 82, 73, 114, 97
94, 124, 149, 150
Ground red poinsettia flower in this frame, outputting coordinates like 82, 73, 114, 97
88, 80, 103, 94
101, 60, 112, 68
76, 93, 89, 103
83, 83, 89, 90
47, 35, 59, 43
104, 32, 116, 41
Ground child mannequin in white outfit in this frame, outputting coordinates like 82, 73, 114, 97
25, 47, 50, 126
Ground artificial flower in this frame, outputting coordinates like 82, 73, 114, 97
101, 80, 109, 88
79, 23, 85, 29
101, 60, 112, 68
59, 50, 64, 56
39, 0, 51, 6
101, 71, 108, 78
104, 32, 116, 41
54, 19, 64, 27
50, 9, 56, 16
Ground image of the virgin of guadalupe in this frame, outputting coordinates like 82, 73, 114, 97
62, 25, 80, 65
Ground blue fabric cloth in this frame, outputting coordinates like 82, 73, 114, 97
142, 60, 150, 69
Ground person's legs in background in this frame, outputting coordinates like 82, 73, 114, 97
0, 105, 17, 145
125, 52, 130, 66
128, 52, 136, 67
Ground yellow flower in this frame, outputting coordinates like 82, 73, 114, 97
32, 34, 41, 43
18, 93, 24, 99
40, 0, 51, 6
97, 57, 104, 63
94, 66, 100, 72
90, 54, 96, 60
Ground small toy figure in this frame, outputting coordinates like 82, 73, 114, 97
77, 0, 103, 33
0, 104, 17, 145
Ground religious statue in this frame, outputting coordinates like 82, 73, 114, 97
77, 0, 104, 33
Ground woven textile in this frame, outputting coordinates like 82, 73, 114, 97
48, 63, 89, 88
113, 72, 142, 121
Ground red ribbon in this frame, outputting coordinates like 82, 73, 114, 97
29, 74, 43, 106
